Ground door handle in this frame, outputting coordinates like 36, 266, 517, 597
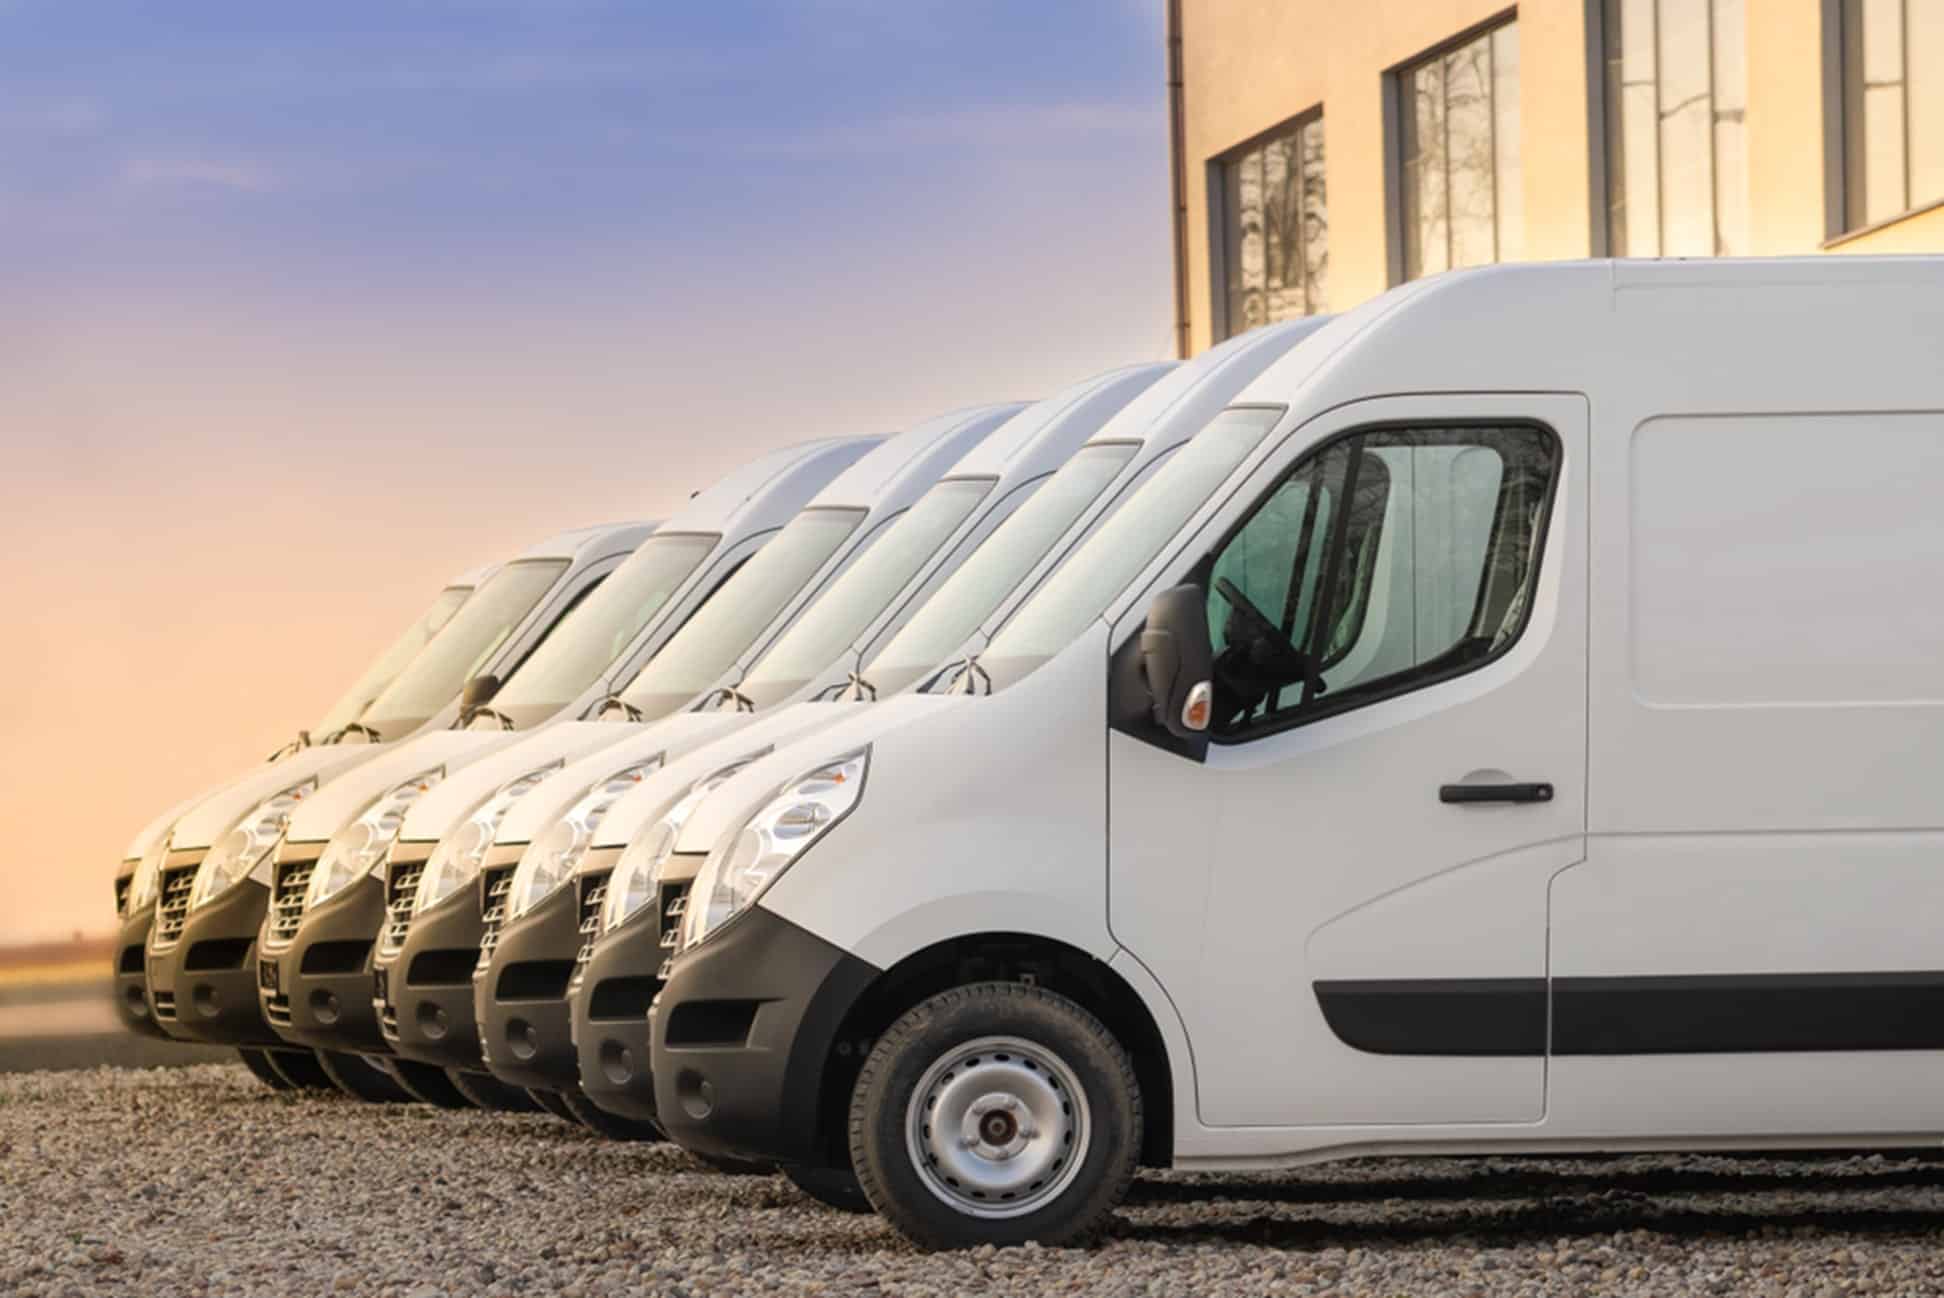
1439, 781, 1554, 805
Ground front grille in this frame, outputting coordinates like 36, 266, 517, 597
152, 990, 176, 1021
656, 881, 691, 980
568, 870, 613, 987
474, 866, 516, 973
265, 858, 318, 947
152, 862, 201, 948
380, 860, 425, 955
114, 876, 131, 916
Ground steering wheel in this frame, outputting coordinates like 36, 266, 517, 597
1213, 576, 1320, 699
1215, 578, 1298, 655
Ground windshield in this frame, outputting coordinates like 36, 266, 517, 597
739, 478, 995, 706
359, 559, 568, 734
974, 406, 1286, 689
864, 444, 1138, 695
492, 533, 719, 715
313, 585, 471, 738
617, 507, 864, 718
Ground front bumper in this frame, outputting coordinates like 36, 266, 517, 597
474, 857, 595, 1092
113, 902, 166, 1038
145, 860, 278, 1048
258, 856, 387, 1055
649, 905, 877, 1166
573, 874, 691, 1121
374, 844, 490, 1071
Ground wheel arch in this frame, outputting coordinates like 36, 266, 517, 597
816, 931, 1176, 1170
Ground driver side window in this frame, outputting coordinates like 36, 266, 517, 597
1201, 423, 1557, 738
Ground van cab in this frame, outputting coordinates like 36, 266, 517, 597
647, 258, 1944, 1249
464, 370, 1170, 1128
572, 325, 1330, 1140
142, 522, 654, 1062
113, 570, 485, 1049
252, 438, 882, 1103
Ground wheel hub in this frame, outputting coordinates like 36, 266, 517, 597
906, 1035, 1091, 1220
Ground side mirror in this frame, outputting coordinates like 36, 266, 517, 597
1139, 585, 1215, 739
459, 674, 501, 714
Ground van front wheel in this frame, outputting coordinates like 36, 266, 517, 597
849, 982, 1140, 1250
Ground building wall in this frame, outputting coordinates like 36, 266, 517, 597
1174, 0, 1944, 356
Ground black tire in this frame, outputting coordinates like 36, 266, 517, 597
236, 1048, 293, 1091
264, 1048, 336, 1091
384, 1057, 474, 1109
686, 1149, 776, 1175
849, 982, 1141, 1250
447, 1069, 540, 1113
558, 1085, 665, 1142
317, 1050, 414, 1103
784, 1163, 873, 1213
527, 1088, 577, 1123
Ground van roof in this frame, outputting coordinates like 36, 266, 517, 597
652, 437, 884, 538
806, 404, 1027, 515
946, 366, 1173, 479
513, 519, 660, 563
1236, 256, 1944, 418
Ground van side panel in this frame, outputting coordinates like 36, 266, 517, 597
1554, 408, 1944, 1136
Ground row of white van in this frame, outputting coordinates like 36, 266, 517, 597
117, 259, 1944, 1249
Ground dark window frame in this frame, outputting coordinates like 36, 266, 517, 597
1206, 104, 1327, 342
1385, 8, 1522, 285
1194, 417, 1563, 747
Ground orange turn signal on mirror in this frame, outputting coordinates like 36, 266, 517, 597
1182, 681, 1212, 732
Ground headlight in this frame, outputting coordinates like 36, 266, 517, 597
600, 751, 768, 934
409, 759, 564, 918
681, 748, 867, 951
127, 833, 172, 915
302, 767, 444, 912
506, 756, 663, 921
191, 778, 319, 910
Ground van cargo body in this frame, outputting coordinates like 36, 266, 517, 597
576, 327, 1332, 1124
646, 258, 1944, 1249
144, 523, 656, 1051
256, 439, 881, 1085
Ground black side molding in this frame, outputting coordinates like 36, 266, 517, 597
1316, 970, 1944, 1057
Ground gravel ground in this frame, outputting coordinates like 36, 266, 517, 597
5, 1064, 1944, 1296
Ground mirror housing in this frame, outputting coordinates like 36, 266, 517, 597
1139, 585, 1215, 740
459, 674, 501, 715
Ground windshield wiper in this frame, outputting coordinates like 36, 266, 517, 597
844, 671, 879, 701
265, 730, 312, 762
461, 705, 518, 732
590, 693, 643, 722
706, 686, 756, 714
320, 721, 383, 746
940, 656, 992, 696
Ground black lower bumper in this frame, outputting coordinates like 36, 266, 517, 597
260, 873, 386, 1054
650, 906, 878, 1166
146, 879, 279, 1047
113, 904, 167, 1038
475, 879, 582, 1091
375, 884, 488, 1071
571, 913, 669, 1121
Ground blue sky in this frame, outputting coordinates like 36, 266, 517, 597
0, 1, 1175, 943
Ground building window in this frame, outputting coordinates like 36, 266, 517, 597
1215, 112, 1327, 339
1842, 0, 1944, 231
1602, 0, 1750, 256
1398, 17, 1522, 281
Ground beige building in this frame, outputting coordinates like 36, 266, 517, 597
1167, 0, 1944, 356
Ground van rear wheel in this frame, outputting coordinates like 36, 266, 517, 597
784, 1164, 872, 1213
264, 1048, 336, 1091
318, 1050, 413, 1102
446, 1068, 540, 1113
558, 1085, 664, 1141
849, 982, 1140, 1250
236, 1048, 293, 1090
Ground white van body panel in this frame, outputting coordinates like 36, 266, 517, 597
122, 793, 212, 864
735, 258, 1944, 1170
279, 729, 531, 847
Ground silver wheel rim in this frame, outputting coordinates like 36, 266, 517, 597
904, 1034, 1091, 1220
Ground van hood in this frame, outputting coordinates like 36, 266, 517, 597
124, 790, 222, 862
168, 743, 394, 851
493, 710, 751, 848
282, 730, 523, 845
399, 720, 653, 845
676, 694, 959, 854
585, 702, 867, 854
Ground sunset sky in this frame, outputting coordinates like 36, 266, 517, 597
1, 1, 1172, 945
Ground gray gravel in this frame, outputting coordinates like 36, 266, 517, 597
5, 1063, 1944, 1296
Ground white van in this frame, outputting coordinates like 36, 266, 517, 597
142, 521, 656, 1068
112, 568, 485, 1069
648, 258, 1944, 1249
361, 401, 1039, 1115
463, 368, 1169, 1129
571, 324, 1330, 1145
249, 437, 884, 1103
